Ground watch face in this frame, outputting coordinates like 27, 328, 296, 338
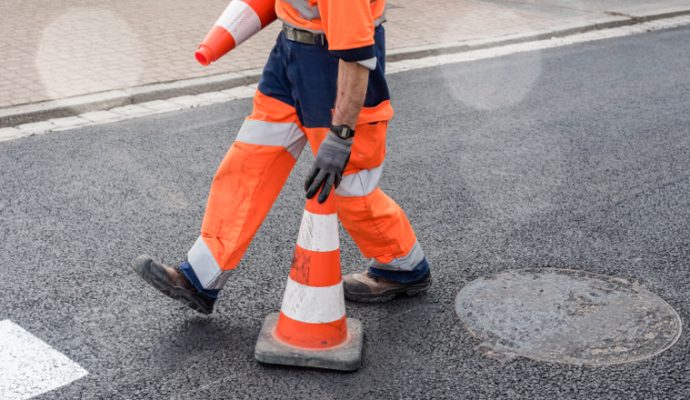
333, 125, 354, 139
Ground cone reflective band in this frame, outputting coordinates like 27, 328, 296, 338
195, 0, 277, 66
275, 194, 347, 349
255, 191, 364, 371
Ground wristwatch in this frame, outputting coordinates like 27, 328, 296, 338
330, 124, 355, 140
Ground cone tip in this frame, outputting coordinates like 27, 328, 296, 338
195, 47, 212, 66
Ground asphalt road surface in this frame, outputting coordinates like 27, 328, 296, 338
1, 25, 689, 400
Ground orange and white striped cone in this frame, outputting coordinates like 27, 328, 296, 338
254, 192, 364, 371
195, 0, 277, 66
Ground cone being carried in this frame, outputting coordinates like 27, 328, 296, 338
255, 192, 364, 371
195, 0, 277, 66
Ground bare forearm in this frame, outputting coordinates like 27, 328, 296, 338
332, 60, 370, 128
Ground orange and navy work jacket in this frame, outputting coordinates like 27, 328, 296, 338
276, 0, 386, 63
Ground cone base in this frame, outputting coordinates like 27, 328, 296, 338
255, 313, 363, 372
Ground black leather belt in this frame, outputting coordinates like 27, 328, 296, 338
282, 24, 327, 46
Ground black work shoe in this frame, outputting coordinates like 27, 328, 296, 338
343, 270, 432, 303
132, 255, 216, 315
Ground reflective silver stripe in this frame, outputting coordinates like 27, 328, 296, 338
236, 119, 307, 159
336, 165, 383, 197
287, 136, 308, 159
358, 57, 377, 70
372, 241, 425, 272
187, 236, 223, 289
283, 0, 320, 20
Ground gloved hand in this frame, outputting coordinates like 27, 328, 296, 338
305, 131, 352, 203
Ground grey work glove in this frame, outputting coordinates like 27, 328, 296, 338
305, 132, 352, 203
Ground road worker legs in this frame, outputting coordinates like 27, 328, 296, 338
185, 25, 427, 292
187, 102, 426, 291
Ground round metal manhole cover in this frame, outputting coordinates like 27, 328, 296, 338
455, 268, 682, 366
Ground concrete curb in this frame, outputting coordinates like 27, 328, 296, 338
1, 7, 689, 128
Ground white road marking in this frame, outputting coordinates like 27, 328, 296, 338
0, 320, 88, 400
1, 14, 689, 142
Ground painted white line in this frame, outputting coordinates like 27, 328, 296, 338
0, 127, 24, 142
386, 14, 690, 75
0, 320, 88, 400
0, 15, 689, 141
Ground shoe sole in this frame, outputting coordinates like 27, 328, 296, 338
344, 276, 433, 303
133, 256, 213, 315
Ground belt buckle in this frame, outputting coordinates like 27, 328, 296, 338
283, 24, 325, 46
283, 25, 295, 41
296, 29, 312, 45
285, 25, 296, 41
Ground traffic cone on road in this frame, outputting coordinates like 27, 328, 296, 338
254, 193, 364, 371
195, 0, 277, 66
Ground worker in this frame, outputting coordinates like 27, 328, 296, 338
133, 0, 432, 314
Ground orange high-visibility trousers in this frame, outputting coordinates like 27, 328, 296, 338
186, 91, 423, 290
186, 27, 426, 290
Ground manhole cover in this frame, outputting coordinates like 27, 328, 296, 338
455, 268, 682, 366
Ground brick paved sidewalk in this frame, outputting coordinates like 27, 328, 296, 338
0, 0, 688, 110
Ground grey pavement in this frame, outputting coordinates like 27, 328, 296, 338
1, 25, 689, 399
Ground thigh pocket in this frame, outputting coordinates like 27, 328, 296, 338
346, 121, 387, 173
